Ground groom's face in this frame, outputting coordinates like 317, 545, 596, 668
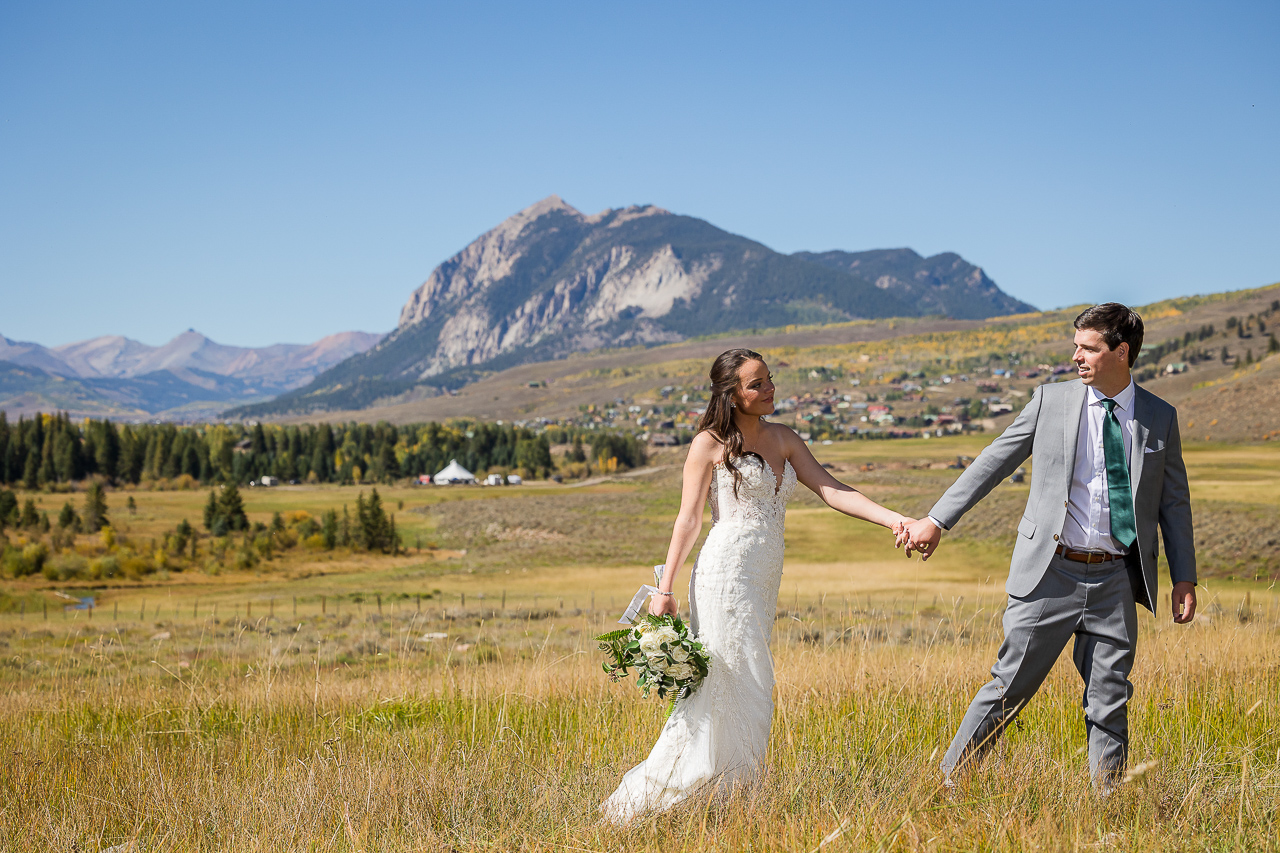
1073, 328, 1130, 389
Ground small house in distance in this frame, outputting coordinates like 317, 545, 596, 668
484, 474, 505, 486
506, 474, 523, 485
433, 459, 477, 485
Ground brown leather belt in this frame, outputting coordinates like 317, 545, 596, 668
1055, 544, 1125, 564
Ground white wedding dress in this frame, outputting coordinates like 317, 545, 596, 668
601, 453, 797, 823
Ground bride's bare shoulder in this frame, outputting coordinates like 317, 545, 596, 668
764, 421, 803, 448
687, 430, 725, 465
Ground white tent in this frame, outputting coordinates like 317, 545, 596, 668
433, 459, 476, 485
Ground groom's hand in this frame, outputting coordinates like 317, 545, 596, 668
1171, 581, 1197, 624
904, 518, 942, 561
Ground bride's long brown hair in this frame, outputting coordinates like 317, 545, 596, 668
696, 348, 766, 497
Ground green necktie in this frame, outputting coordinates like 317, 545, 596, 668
1100, 398, 1136, 548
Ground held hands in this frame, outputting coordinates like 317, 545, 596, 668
898, 517, 942, 561
891, 517, 913, 550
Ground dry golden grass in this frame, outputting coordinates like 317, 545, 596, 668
1, 586, 1277, 851
2, 438, 1279, 849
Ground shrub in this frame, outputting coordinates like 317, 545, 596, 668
295, 516, 320, 538
89, 555, 120, 579
45, 552, 87, 581
3, 549, 32, 578
22, 542, 50, 577
232, 542, 258, 570
119, 553, 153, 580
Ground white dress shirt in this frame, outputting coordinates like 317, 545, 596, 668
1060, 379, 1135, 554
927, 379, 1137, 555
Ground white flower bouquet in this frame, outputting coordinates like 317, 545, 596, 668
596, 614, 710, 705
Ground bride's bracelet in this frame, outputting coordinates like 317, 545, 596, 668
653, 590, 674, 596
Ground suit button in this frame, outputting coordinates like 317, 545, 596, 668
1053, 534, 1059, 541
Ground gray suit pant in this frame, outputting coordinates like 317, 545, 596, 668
942, 553, 1138, 784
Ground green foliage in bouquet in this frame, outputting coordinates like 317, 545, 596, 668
595, 614, 710, 703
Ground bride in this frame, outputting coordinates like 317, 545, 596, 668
601, 348, 914, 822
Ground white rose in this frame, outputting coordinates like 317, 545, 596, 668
647, 654, 669, 672
638, 633, 663, 656
668, 646, 690, 663
667, 662, 695, 681
652, 626, 680, 647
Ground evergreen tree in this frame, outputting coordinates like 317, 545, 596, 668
217, 483, 248, 532
95, 421, 121, 483
23, 449, 39, 489
0, 488, 17, 530
376, 442, 399, 482
251, 423, 267, 455
174, 519, 194, 555
203, 490, 218, 530
83, 480, 109, 532
353, 493, 367, 549
321, 508, 338, 549
20, 498, 39, 529
57, 501, 80, 531
354, 488, 394, 553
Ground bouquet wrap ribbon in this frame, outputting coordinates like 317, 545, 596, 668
618, 565, 666, 624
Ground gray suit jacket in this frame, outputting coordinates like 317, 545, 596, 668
929, 379, 1196, 610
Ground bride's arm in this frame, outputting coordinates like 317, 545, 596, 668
780, 426, 911, 534
650, 432, 719, 616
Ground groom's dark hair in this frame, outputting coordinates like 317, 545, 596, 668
1074, 303, 1144, 367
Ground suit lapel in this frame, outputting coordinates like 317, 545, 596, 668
1130, 385, 1151, 488
1063, 380, 1087, 472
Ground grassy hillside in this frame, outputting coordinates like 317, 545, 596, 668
276, 282, 1280, 445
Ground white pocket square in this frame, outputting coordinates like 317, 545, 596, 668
1143, 446, 1160, 453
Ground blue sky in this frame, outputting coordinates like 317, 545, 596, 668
2, 1, 1276, 348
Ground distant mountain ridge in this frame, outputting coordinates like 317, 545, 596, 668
0, 330, 381, 419
794, 248, 1032, 320
234, 196, 1035, 417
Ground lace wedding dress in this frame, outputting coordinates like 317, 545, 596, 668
601, 453, 797, 823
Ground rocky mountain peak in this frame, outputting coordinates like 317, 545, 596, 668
234, 197, 1036, 417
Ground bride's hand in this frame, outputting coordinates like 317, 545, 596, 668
893, 517, 916, 550
649, 593, 678, 617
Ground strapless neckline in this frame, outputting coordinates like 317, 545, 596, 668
715, 454, 792, 497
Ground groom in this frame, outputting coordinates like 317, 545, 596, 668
905, 303, 1197, 789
